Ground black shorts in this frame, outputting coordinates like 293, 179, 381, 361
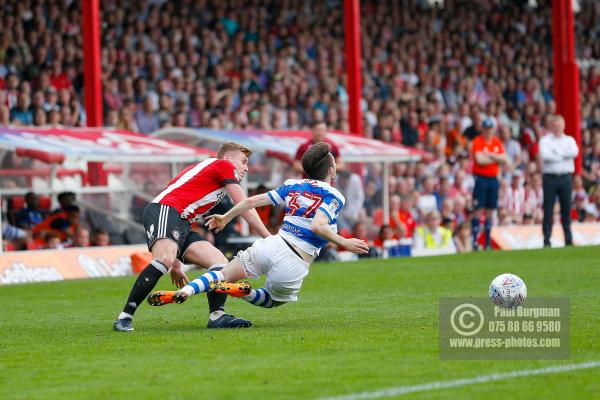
473, 175, 499, 209
142, 203, 206, 262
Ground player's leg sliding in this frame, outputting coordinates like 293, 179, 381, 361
241, 288, 284, 308
147, 269, 226, 306
210, 283, 284, 308
114, 259, 168, 332
208, 280, 252, 297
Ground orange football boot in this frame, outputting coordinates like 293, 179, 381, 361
209, 281, 252, 297
147, 290, 189, 306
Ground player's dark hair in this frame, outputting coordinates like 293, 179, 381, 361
301, 142, 333, 181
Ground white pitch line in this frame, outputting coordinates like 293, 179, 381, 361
320, 361, 600, 400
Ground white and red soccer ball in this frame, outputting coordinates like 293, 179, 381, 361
489, 273, 527, 307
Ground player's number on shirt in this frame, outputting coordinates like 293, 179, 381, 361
285, 191, 323, 217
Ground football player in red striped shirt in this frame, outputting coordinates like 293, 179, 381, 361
114, 142, 271, 332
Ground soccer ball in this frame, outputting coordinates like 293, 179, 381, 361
489, 273, 527, 307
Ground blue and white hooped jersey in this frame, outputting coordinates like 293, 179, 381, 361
267, 179, 345, 256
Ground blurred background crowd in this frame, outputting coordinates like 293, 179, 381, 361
1, 0, 599, 254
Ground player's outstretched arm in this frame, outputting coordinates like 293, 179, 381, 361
310, 210, 369, 254
207, 192, 271, 233
223, 184, 271, 237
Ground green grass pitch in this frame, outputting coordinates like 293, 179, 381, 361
1, 246, 599, 399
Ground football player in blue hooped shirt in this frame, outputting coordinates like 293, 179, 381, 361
147, 142, 369, 310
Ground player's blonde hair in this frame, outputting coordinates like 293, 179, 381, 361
217, 142, 252, 158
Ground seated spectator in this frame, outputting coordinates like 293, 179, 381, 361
522, 214, 535, 225
15, 192, 44, 229
362, 179, 382, 217
435, 177, 451, 209
571, 193, 594, 223
463, 112, 483, 141
452, 196, 468, 225
373, 194, 417, 239
571, 175, 588, 203
413, 211, 457, 255
387, 194, 406, 238
453, 222, 473, 253
69, 226, 90, 248
500, 125, 522, 170
582, 140, 599, 188
373, 224, 395, 249
440, 198, 456, 230
448, 171, 470, 199
507, 172, 526, 224
91, 228, 110, 246
135, 96, 159, 134
416, 176, 438, 216
32, 204, 81, 241
44, 232, 63, 250
349, 222, 376, 258
9, 92, 33, 125
400, 112, 419, 147
397, 195, 417, 238
53, 191, 76, 214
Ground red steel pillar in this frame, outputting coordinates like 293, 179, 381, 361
344, 0, 363, 136
82, 0, 107, 185
551, 0, 582, 174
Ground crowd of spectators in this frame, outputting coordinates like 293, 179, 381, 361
1, 0, 600, 254
1, 191, 113, 251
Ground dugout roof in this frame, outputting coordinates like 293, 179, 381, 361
0, 126, 213, 163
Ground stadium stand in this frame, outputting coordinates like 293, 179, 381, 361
1, 0, 599, 253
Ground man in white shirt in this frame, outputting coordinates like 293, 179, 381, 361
539, 115, 579, 247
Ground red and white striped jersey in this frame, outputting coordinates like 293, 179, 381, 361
152, 158, 240, 222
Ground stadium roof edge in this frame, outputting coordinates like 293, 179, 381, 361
152, 128, 428, 164
0, 126, 213, 163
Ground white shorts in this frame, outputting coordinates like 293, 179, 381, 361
236, 235, 310, 302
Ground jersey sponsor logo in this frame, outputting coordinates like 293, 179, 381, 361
328, 199, 339, 214
172, 230, 180, 241
282, 222, 302, 237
